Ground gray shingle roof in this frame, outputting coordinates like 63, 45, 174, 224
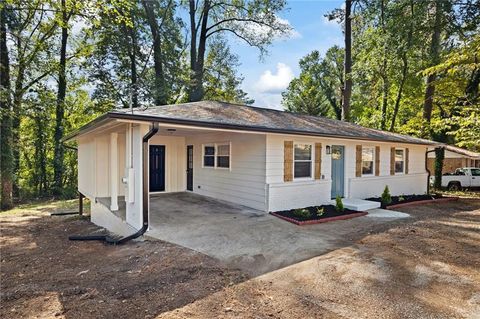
69, 101, 437, 145
110, 101, 435, 145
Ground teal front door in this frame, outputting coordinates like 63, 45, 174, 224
331, 145, 345, 198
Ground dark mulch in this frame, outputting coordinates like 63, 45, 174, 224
366, 194, 442, 208
273, 205, 361, 222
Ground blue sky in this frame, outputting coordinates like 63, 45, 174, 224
230, 0, 344, 109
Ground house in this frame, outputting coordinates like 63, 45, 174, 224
65, 101, 436, 236
427, 144, 480, 174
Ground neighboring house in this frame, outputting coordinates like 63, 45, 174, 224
65, 101, 436, 235
427, 145, 480, 174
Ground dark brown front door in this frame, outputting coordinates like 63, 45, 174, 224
186, 145, 193, 191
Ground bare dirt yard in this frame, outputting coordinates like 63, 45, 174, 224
0, 201, 247, 319
159, 199, 480, 319
1, 198, 479, 319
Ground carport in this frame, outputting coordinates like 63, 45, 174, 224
147, 192, 406, 276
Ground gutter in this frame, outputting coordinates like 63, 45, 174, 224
69, 122, 159, 244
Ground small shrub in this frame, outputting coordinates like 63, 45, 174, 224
293, 208, 311, 218
335, 196, 344, 212
381, 186, 392, 206
316, 207, 325, 217
398, 195, 405, 202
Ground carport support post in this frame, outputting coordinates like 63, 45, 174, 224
110, 132, 119, 211
79, 192, 84, 215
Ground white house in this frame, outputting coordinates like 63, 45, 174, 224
65, 101, 436, 237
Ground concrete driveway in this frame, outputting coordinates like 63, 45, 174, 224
147, 192, 407, 276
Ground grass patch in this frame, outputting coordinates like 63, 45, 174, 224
1, 198, 90, 217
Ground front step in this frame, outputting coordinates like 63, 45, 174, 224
333, 198, 381, 211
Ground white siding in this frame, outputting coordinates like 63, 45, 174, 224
149, 135, 186, 193
186, 132, 267, 211
266, 133, 428, 211
78, 136, 96, 198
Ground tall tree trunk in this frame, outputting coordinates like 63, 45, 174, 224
465, 68, 480, 103
390, 54, 408, 131
0, 7, 14, 209
342, 0, 352, 121
12, 41, 24, 199
380, 0, 389, 130
142, 0, 167, 105
390, 0, 414, 132
189, 0, 210, 102
188, 0, 197, 99
53, 0, 69, 197
423, 0, 442, 124
129, 25, 138, 109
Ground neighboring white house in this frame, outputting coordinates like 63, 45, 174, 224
65, 101, 436, 235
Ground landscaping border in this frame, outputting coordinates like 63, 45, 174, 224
270, 211, 368, 225
385, 196, 459, 209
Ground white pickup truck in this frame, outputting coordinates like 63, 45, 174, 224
431, 167, 480, 190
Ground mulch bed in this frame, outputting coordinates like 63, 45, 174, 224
270, 205, 368, 225
366, 194, 459, 209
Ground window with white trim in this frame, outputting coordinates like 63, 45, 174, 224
395, 149, 405, 173
203, 145, 215, 167
362, 147, 374, 175
294, 143, 312, 179
216, 143, 230, 168
203, 143, 230, 169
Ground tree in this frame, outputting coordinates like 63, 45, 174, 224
343, 0, 352, 121
53, 0, 72, 196
1, 5, 14, 209
91, 0, 184, 108
186, 0, 291, 102
203, 37, 253, 104
282, 47, 344, 119
422, 0, 445, 126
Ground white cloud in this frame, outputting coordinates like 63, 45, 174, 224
256, 63, 294, 94
231, 15, 301, 42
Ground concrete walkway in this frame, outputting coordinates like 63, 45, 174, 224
147, 193, 408, 276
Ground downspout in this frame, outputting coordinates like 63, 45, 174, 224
69, 122, 159, 244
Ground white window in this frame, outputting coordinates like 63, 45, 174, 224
203, 145, 215, 167
294, 143, 312, 179
362, 147, 375, 175
216, 143, 230, 168
395, 149, 404, 173
203, 143, 230, 169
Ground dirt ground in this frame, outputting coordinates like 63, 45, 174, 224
1, 199, 479, 319
159, 199, 480, 319
0, 202, 247, 319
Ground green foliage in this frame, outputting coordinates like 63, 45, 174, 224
398, 196, 405, 202
282, 47, 343, 119
316, 206, 325, 217
335, 196, 344, 213
381, 186, 392, 206
293, 208, 311, 219
203, 37, 254, 105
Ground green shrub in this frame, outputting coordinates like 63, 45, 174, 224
398, 195, 405, 202
316, 207, 325, 217
381, 186, 392, 205
293, 208, 311, 218
335, 196, 344, 212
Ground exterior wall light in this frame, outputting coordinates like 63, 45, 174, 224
326, 145, 331, 154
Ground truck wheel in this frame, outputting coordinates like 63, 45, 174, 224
448, 182, 461, 191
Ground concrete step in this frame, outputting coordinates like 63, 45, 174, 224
332, 198, 381, 211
